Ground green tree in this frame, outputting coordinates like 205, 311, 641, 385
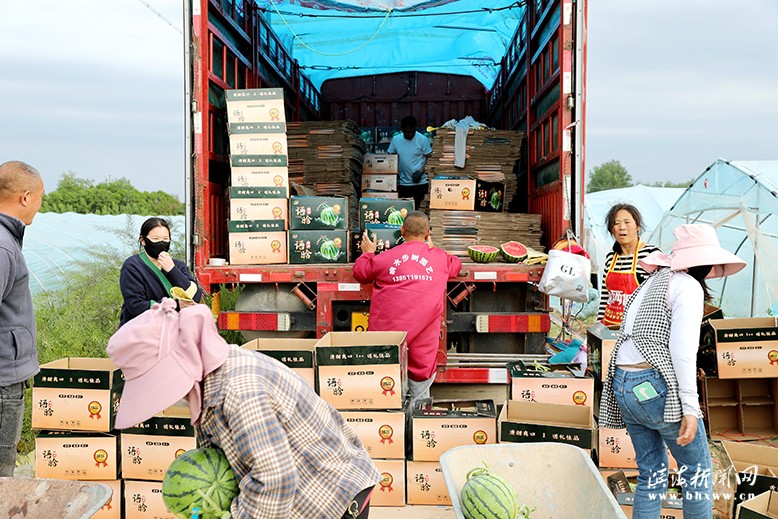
643, 179, 695, 188
586, 160, 633, 193
41, 172, 184, 215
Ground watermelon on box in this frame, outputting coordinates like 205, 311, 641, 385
162, 447, 238, 519
468, 245, 499, 263
500, 241, 528, 263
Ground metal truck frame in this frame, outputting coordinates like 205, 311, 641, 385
184, 0, 587, 384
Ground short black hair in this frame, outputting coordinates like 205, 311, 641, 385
402, 211, 429, 237
400, 115, 417, 129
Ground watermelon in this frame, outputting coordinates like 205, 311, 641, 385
387, 209, 405, 226
468, 245, 499, 263
500, 241, 528, 263
461, 463, 519, 519
162, 448, 238, 519
319, 239, 341, 260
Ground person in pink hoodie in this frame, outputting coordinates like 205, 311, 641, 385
353, 211, 462, 410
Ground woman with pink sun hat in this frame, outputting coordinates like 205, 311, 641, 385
600, 223, 745, 518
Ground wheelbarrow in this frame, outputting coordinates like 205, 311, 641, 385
440, 443, 627, 518
0, 477, 113, 518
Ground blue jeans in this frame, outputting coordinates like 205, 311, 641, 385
0, 382, 25, 476
612, 368, 712, 519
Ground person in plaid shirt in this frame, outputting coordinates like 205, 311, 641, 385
107, 299, 381, 518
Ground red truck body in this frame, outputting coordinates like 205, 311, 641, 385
185, 0, 587, 383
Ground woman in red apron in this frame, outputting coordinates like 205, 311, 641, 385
597, 204, 660, 327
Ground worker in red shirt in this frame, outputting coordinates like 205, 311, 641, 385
353, 211, 462, 410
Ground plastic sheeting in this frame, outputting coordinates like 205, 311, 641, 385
256, 0, 524, 89
649, 159, 778, 318
21, 213, 185, 295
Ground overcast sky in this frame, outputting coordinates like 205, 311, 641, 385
1, 0, 776, 200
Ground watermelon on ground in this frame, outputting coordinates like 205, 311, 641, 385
500, 241, 528, 263
461, 463, 520, 519
468, 245, 499, 263
162, 447, 238, 519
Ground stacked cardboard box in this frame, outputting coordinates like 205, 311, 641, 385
241, 338, 318, 388
350, 198, 416, 261
408, 399, 497, 505
288, 195, 350, 264
500, 360, 596, 457
428, 210, 544, 260
426, 129, 523, 212
362, 153, 399, 199
31, 357, 197, 518
287, 120, 364, 226
226, 88, 290, 265
32, 358, 124, 518
120, 407, 196, 518
315, 332, 409, 507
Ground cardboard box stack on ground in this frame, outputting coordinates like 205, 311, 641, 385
286, 120, 365, 226
241, 338, 318, 387
700, 376, 778, 440
508, 360, 595, 418
700, 317, 778, 380
428, 210, 543, 260
602, 469, 684, 518
498, 400, 595, 455
315, 331, 409, 507
120, 406, 195, 518
408, 399, 497, 505
226, 88, 291, 265
362, 153, 399, 199
425, 128, 523, 213
32, 358, 124, 516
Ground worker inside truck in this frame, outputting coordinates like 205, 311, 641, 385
353, 212, 462, 411
389, 116, 432, 211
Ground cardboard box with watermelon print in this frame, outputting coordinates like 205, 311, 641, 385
240, 338, 317, 388
475, 179, 505, 212
123, 479, 177, 519
288, 230, 349, 264
358, 198, 415, 228
411, 399, 497, 462
350, 224, 404, 261
119, 405, 196, 482
289, 196, 348, 230
406, 461, 451, 506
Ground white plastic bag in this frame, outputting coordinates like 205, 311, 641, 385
538, 249, 592, 302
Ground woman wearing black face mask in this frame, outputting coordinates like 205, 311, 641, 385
118, 217, 203, 327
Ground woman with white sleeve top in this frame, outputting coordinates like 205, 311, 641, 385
599, 223, 745, 519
